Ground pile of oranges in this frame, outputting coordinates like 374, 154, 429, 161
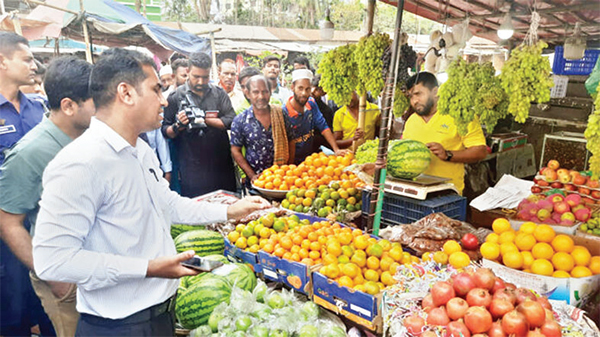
480, 218, 600, 278
253, 152, 363, 191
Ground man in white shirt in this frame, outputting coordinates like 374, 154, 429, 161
262, 55, 292, 104
218, 58, 245, 112
32, 48, 269, 336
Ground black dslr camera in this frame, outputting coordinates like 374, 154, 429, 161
180, 91, 207, 136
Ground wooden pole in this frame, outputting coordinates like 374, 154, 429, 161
210, 31, 218, 81
79, 0, 93, 63
25, 0, 79, 15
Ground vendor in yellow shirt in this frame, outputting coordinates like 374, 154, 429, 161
403, 72, 487, 194
333, 91, 381, 149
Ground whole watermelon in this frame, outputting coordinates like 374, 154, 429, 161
174, 229, 224, 257
170, 224, 204, 240
387, 140, 431, 179
175, 274, 232, 329
211, 263, 257, 292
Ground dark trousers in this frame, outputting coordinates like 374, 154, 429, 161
75, 296, 176, 337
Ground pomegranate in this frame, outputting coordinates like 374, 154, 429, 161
446, 297, 469, 320
544, 309, 556, 321
446, 320, 471, 337
489, 298, 514, 319
540, 320, 562, 337
491, 278, 506, 294
472, 268, 496, 291
422, 294, 436, 312
466, 288, 492, 308
536, 296, 552, 310
403, 314, 426, 336
461, 233, 479, 250
517, 299, 546, 328
526, 329, 545, 337
488, 321, 507, 337
432, 281, 456, 307
505, 283, 517, 290
493, 288, 517, 305
427, 307, 450, 326
501, 310, 529, 337
464, 306, 493, 334
515, 288, 536, 304
452, 272, 476, 297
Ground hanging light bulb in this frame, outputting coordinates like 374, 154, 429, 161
497, 12, 514, 40
564, 22, 586, 60
320, 8, 335, 41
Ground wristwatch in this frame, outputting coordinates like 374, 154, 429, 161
445, 150, 453, 162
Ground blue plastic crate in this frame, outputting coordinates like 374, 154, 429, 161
553, 46, 600, 76
361, 190, 467, 225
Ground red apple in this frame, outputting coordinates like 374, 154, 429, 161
544, 169, 558, 182
558, 174, 570, 184
564, 194, 581, 207
587, 179, 600, 188
538, 180, 550, 187
574, 208, 591, 222
592, 190, 600, 199
537, 208, 551, 221
573, 174, 586, 186
578, 187, 591, 195
553, 201, 570, 214
550, 194, 564, 203
531, 186, 542, 194
582, 197, 596, 205
547, 160, 560, 170
550, 182, 564, 189
565, 184, 577, 191
461, 233, 479, 250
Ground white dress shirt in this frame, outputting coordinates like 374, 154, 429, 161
33, 118, 228, 319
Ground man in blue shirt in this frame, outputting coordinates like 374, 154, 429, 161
0, 32, 52, 336
283, 69, 346, 164
0, 32, 45, 166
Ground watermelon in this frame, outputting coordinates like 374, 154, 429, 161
171, 224, 204, 240
174, 229, 224, 257
386, 140, 431, 179
175, 274, 232, 329
211, 263, 257, 292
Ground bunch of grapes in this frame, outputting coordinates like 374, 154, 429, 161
472, 62, 509, 133
354, 32, 392, 97
437, 59, 478, 135
317, 44, 359, 107
499, 41, 553, 123
393, 85, 409, 118
585, 83, 600, 178
381, 43, 417, 85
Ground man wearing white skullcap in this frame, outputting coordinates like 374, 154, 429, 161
159, 65, 175, 99
283, 69, 348, 163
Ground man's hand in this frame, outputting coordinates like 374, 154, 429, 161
164, 172, 172, 183
352, 128, 365, 141
227, 196, 271, 221
334, 149, 350, 157
426, 142, 448, 160
177, 111, 190, 126
146, 250, 200, 278
47, 281, 73, 299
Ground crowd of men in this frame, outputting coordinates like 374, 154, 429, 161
0, 29, 486, 336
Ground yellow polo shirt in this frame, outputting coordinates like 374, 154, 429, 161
333, 103, 380, 140
402, 112, 486, 194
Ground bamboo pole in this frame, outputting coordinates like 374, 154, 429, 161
79, 0, 93, 63
210, 31, 218, 81
367, 0, 405, 235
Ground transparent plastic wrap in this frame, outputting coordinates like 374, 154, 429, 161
234, 207, 291, 224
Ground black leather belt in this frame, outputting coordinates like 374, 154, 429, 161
80, 294, 177, 326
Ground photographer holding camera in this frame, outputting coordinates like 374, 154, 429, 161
162, 52, 237, 197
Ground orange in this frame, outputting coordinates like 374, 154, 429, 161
280, 237, 293, 250
449, 252, 471, 269
353, 273, 365, 286
353, 235, 370, 250
531, 259, 554, 276
503, 251, 524, 269
589, 256, 600, 275
380, 271, 395, 286
379, 239, 392, 252
551, 235, 575, 253
515, 234, 536, 251
521, 251, 534, 269
571, 246, 591, 266
480, 242, 500, 260
228, 231, 240, 243
299, 248, 309, 259
492, 218, 512, 234
363, 281, 379, 295
500, 242, 519, 256
263, 243, 274, 254
341, 245, 355, 258
235, 237, 247, 249
486, 233, 500, 243
533, 225, 556, 243
389, 246, 404, 262
323, 253, 337, 265
351, 252, 367, 267
290, 245, 300, 254
519, 222, 537, 234
552, 252, 575, 272
364, 269, 379, 282
327, 241, 342, 257
300, 258, 314, 266
498, 231, 516, 244
282, 252, 292, 260
328, 264, 340, 278
341, 263, 360, 278
433, 251, 448, 265
301, 239, 311, 250
366, 243, 383, 258
389, 262, 401, 275
366, 256, 380, 270
309, 241, 321, 252
309, 251, 320, 260
259, 227, 272, 239
379, 257, 394, 271
571, 266, 593, 278
532, 242, 554, 260
443, 240, 462, 255
338, 232, 353, 246
552, 270, 571, 278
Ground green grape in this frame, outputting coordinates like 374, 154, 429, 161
393, 84, 409, 118
354, 33, 391, 97
585, 82, 600, 178
317, 44, 358, 106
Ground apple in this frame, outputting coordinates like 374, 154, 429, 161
550, 182, 563, 189
558, 174, 571, 184
553, 201, 570, 214
547, 160, 560, 170
550, 194, 564, 203
537, 199, 553, 212
564, 194, 581, 207
592, 190, 600, 199
557, 168, 569, 176
531, 186, 542, 194
537, 209, 551, 222
575, 208, 591, 222
582, 198, 595, 205
570, 170, 581, 180
565, 184, 577, 192
573, 174, 586, 186
588, 180, 600, 188
527, 194, 542, 203
538, 180, 550, 187
560, 212, 575, 222
572, 204, 586, 213
578, 187, 591, 195
551, 212, 562, 223
544, 169, 558, 182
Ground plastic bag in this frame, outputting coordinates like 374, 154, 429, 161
585, 57, 600, 97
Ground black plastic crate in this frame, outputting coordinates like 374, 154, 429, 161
361, 190, 467, 225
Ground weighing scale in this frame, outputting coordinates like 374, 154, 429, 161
381, 174, 459, 200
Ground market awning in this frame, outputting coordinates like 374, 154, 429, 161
25, 0, 211, 60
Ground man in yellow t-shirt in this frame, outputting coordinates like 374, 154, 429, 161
402, 72, 487, 194
333, 91, 381, 149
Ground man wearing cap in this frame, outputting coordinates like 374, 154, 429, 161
283, 69, 346, 164
159, 65, 174, 98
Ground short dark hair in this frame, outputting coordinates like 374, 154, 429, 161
0, 32, 29, 58
238, 66, 261, 84
262, 55, 281, 68
90, 48, 156, 109
406, 72, 438, 91
246, 75, 272, 92
171, 58, 189, 72
311, 73, 322, 88
44, 56, 92, 110
293, 56, 310, 68
189, 52, 211, 70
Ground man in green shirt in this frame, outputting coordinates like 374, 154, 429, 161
0, 56, 94, 337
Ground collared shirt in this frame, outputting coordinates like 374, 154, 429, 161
33, 118, 228, 319
403, 112, 486, 194
235, 96, 280, 116
333, 102, 380, 140
226, 87, 247, 114
0, 117, 72, 235
0, 92, 45, 166
145, 127, 172, 173
230, 105, 281, 174
272, 84, 293, 105
283, 96, 330, 164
